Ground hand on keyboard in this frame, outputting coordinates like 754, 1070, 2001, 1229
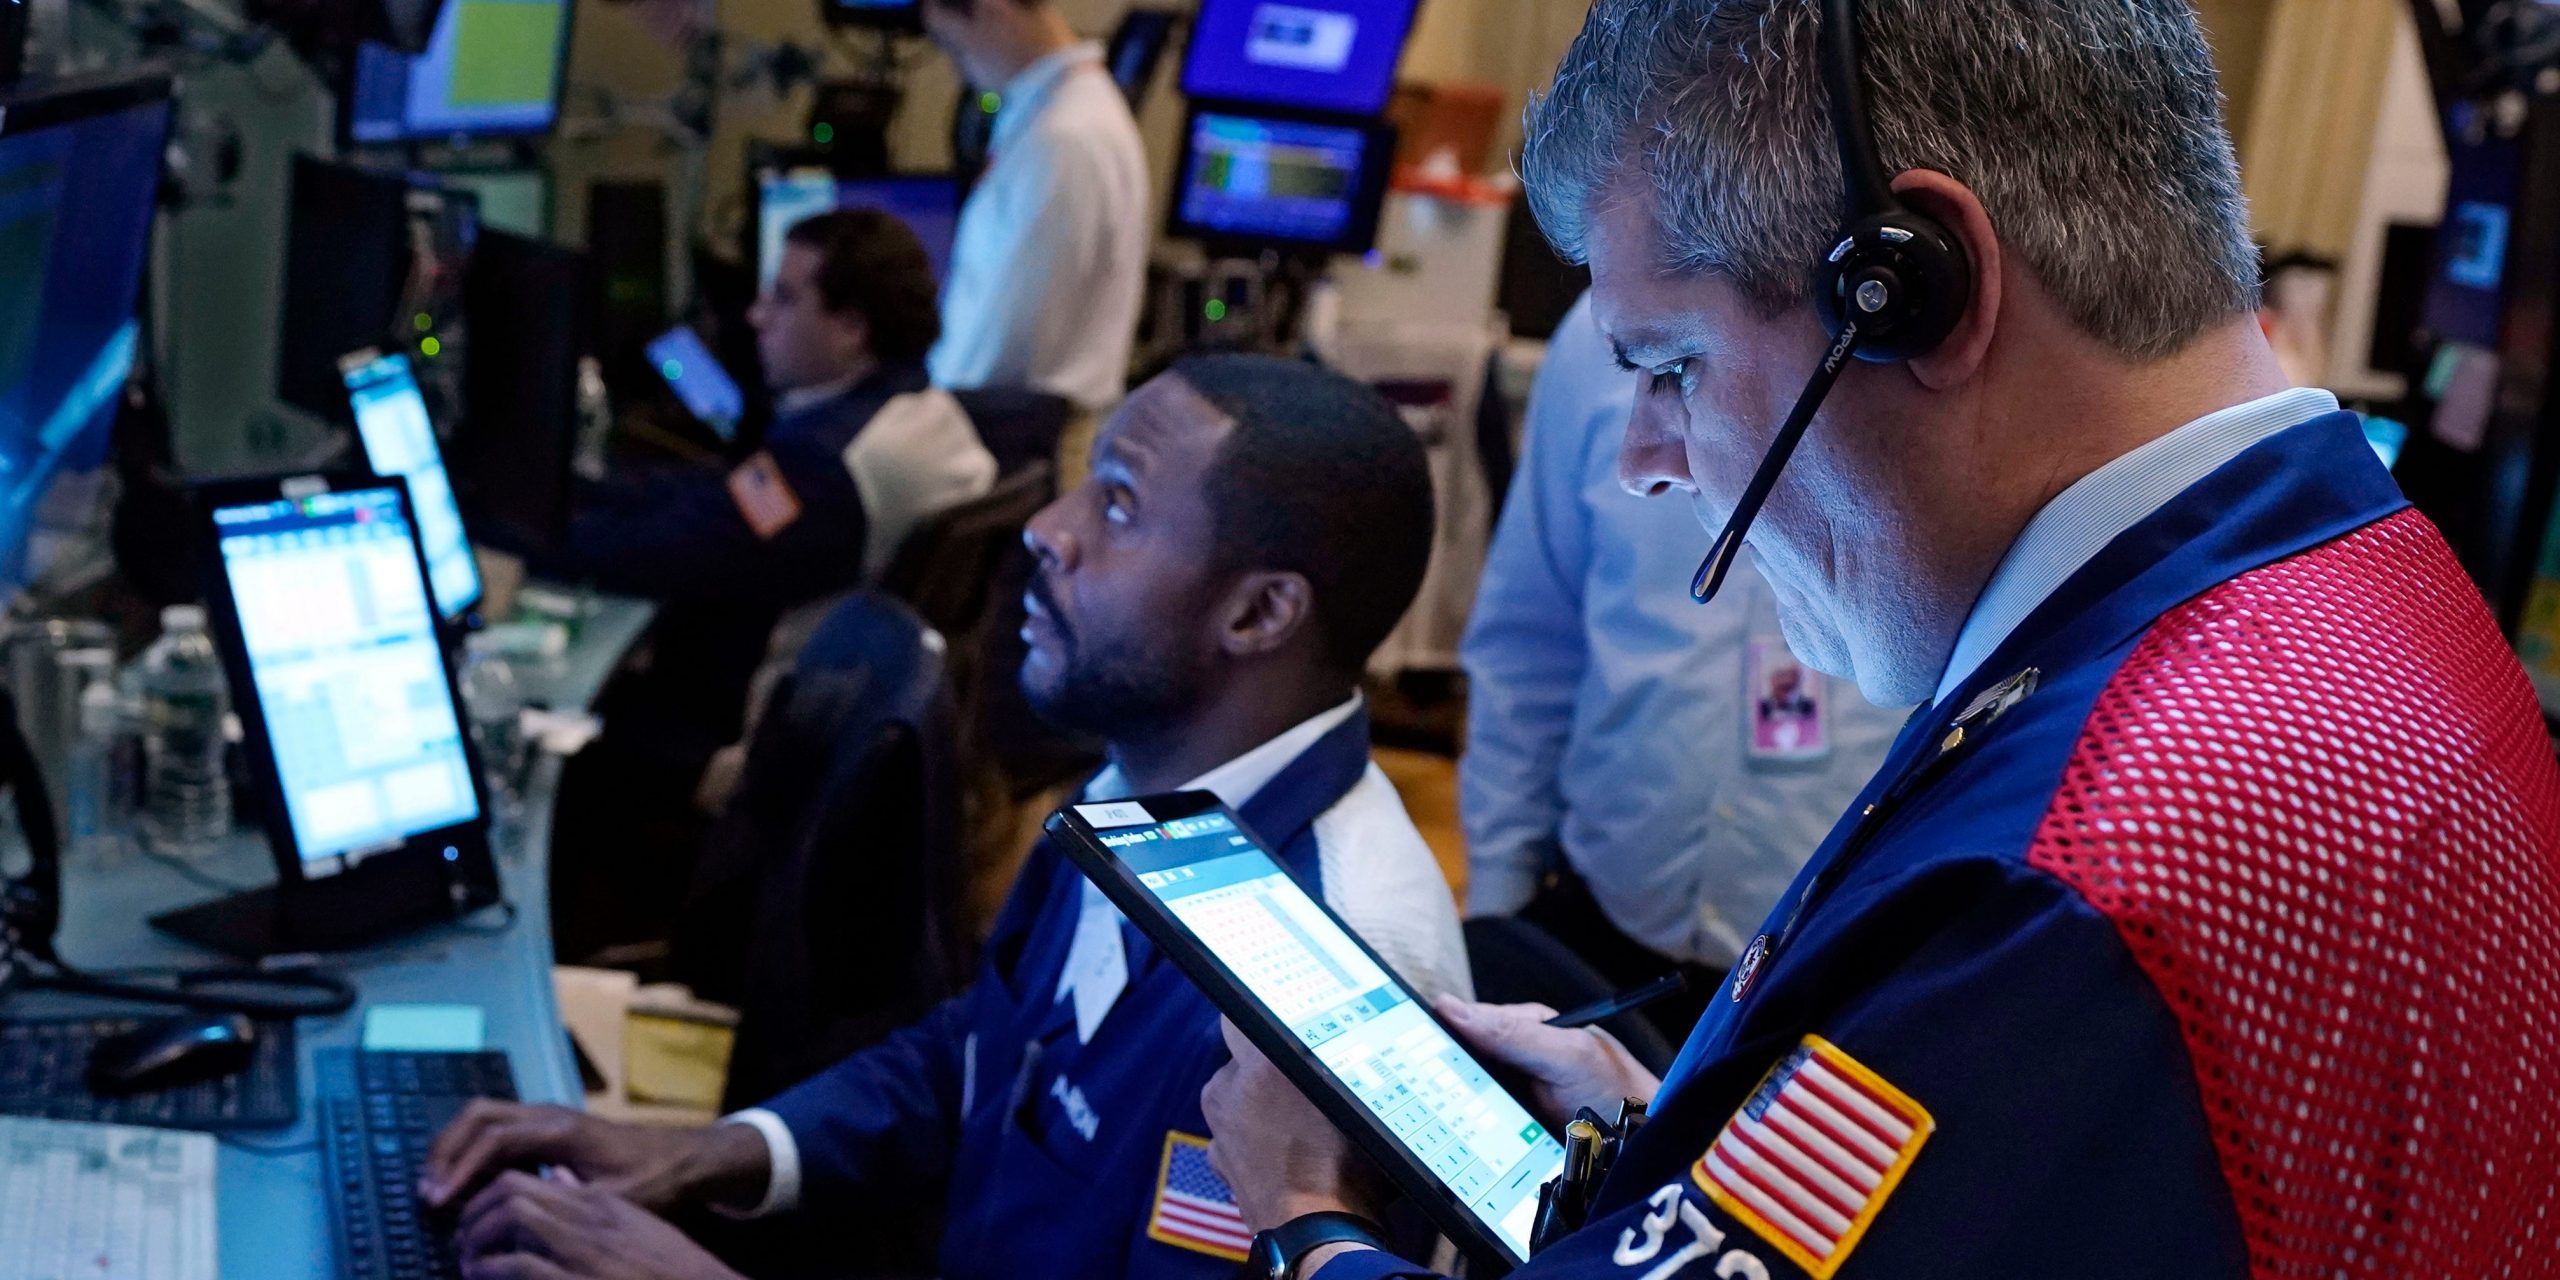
420, 1102, 771, 1215
452, 1171, 747, 1280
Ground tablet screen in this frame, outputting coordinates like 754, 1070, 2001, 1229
645, 326, 744, 442
1073, 800, 1563, 1261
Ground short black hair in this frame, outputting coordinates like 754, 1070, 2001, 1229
783, 208, 942, 365
1174, 354, 1434, 678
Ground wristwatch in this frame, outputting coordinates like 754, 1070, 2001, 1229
1247, 1211, 1387, 1280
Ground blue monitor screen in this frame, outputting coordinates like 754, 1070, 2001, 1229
343, 350, 483, 620
645, 326, 745, 442
0, 90, 169, 594
756, 171, 962, 292
1176, 112, 1379, 250
346, 0, 572, 144
1181, 0, 1419, 116
214, 487, 480, 876
828, 0, 916, 22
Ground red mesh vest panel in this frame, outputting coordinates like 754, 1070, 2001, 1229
2026, 509, 2560, 1277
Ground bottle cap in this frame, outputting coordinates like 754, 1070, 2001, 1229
160, 604, 207, 631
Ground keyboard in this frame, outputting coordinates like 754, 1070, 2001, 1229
319, 1049, 519, 1280
0, 1014, 298, 1130
0, 1114, 218, 1280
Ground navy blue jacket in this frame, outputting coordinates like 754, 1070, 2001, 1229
1325, 415, 2560, 1279
547, 362, 928, 609
759, 710, 1378, 1279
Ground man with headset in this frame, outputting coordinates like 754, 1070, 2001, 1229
1202, 2, 2560, 1277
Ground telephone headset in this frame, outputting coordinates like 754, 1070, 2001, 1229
1688, 0, 1975, 605
0, 686, 353, 1018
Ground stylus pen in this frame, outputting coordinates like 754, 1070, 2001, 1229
1544, 973, 1689, 1030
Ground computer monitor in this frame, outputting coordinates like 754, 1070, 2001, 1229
342, 349, 483, 621
277, 157, 417, 424
1167, 108, 1395, 256
206, 481, 486, 880
1181, 0, 1421, 117
645, 325, 746, 443
822, 0, 918, 29
455, 228, 586, 553
0, 72, 174, 596
752, 168, 962, 292
342, 0, 574, 145
1108, 8, 1182, 107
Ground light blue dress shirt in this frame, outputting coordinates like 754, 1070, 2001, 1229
1932, 387, 2344, 706
1460, 296, 1905, 968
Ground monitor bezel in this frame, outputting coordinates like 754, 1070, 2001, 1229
191, 471, 499, 900
339, 347, 487, 623
818, 0, 922, 32
334, 0, 581, 148
1165, 102, 1398, 258
1046, 790, 1558, 1272
1177, 0, 1421, 118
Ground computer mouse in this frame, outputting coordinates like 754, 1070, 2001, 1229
85, 1014, 257, 1096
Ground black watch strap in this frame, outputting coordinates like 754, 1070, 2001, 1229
1247, 1210, 1386, 1280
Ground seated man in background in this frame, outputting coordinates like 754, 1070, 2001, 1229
1461, 292, 1901, 1035
542, 209, 998, 962
423, 355, 1472, 1280
549, 207, 997, 607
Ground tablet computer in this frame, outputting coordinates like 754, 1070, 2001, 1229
645, 324, 745, 443
1046, 791, 1565, 1271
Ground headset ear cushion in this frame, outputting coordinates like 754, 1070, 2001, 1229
1811, 212, 1974, 364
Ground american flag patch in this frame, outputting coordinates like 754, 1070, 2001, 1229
1148, 1132, 1252, 1261
1690, 1036, 1934, 1279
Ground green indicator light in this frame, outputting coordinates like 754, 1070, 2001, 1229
412, 312, 433, 333
1204, 299, 1229, 322
661, 359, 683, 381
419, 336, 442, 358
979, 92, 1002, 115
813, 122, 835, 145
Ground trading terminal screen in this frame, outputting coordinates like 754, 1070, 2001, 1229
1088, 804, 1564, 1260
645, 326, 745, 442
346, 0, 572, 143
0, 92, 169, 593
343, 351, 483, 620
755, 171, 961, 292
215, 488, 480, 876
1182, 0, 1419, 116
1174, 111, 1377, 250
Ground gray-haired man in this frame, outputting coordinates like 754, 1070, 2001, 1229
1199, 2, 2560, 1278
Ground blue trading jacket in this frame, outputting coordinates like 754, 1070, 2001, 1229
1324, 415, 2560, 1280
547, 361, 928, 608
759, 710, 1377, 1280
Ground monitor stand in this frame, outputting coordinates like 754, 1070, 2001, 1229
149, 867, 497, 960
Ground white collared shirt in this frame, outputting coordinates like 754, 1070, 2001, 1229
1932, 387, 2344, 706
725, 695, 1470, 1217
927, 42, 1149, 412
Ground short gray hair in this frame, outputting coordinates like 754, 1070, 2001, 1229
1523, 0, 2261, 359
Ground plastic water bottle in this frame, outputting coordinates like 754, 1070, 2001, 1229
458, 637, 526, 851
64, 666, 133, 865
138, 604, 231, 858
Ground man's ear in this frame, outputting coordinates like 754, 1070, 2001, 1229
1217, 570, 1316, 661
1891, 170, 2002, 392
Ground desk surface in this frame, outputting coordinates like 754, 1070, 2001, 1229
35, 593, 655, 1279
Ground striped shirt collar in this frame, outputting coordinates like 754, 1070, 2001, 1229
1932, 387, 2342, 706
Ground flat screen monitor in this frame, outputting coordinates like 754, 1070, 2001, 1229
754, 169, 962, 292
0, 73, 174, 595
343, 0, 574, 144
208, 482, 482, 878
645, 325, 745, 442
342, 349, 482, 620
277, 157, 417, 424
823, 0, 918, 28
1181, 0, 1420, 117
456, 228, 586, 553
1168, 108, 1394, 255
1108, 8, 1182, 106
